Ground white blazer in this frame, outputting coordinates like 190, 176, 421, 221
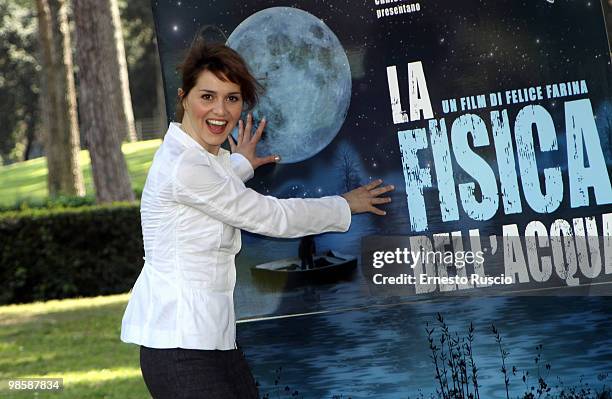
120, 122, 352, 350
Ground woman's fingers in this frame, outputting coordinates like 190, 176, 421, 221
369, 205, 387, 216
341, 179, 394, 216
371, 196, 392, 205
227, 134, 237, 152
241, 113, 267, 144
253, 154, 280, 169
253, 117, 266, 142
244, 113, 253, 141
363, 179, 383, 191
237, 120, 244, 145
370, 184, 395, 197
368, 183, 393, 216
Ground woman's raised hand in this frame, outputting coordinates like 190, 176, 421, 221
228, 113, 280, 169
341, 179, 394, 216
228, 115, 394, 215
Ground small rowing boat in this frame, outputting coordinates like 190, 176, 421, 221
250, 250, 357, 288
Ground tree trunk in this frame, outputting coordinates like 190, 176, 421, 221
73, 0, 135, 203
23, 110, 38, 161
154, 37, 168, 138
110, 0, 137, 142
36, 0, 85, 197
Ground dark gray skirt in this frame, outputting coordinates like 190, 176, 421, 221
139, 344, 259, 399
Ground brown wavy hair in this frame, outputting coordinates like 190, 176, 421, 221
176, 39, 262, 121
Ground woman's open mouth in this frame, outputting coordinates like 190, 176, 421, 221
205, 119, 228, 135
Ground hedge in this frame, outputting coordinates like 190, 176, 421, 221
0, 194, 97, 212
0, 204, 143, 305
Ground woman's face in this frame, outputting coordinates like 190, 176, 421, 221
180, 69, 243, 155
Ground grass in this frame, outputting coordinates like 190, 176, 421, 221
0, 140, 161, 207
0, 294, 149, 398
0, 140, 172, 397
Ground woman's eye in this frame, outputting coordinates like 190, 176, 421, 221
227, 96, 240, 103
201, 94, 213, 101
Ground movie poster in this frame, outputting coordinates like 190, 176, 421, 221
152, 1, 612, 397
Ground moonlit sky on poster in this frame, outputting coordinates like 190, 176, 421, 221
153, 0, 610, 163
152, 0, 611, 230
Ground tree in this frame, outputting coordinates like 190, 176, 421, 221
73, 0, 135, 203
118, 0, 167, 133
335, 143, 364, 192
154, 40, 168, 132
0, 0, 40, 164
109, 0, 137, 142
36, 0, 85, 196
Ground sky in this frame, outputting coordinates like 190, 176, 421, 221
152, 0, 612, 219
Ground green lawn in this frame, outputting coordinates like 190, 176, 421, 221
0, 294, 149, 398
0, 141, 159, 397
0, 140, 162, 206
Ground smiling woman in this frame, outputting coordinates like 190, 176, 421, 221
175, 41, 262, 156
119, 38, 394, 399
175, 41, 260, 119
179, 70, 244, 154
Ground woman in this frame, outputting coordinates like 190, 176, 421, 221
120, 39, 394, 398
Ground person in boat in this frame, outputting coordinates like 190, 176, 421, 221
299, 235, 316, 270
120, 38, 394, 399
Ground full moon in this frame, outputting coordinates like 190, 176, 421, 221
227, 7, 352, 163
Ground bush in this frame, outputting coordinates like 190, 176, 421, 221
0, 203, 143, 305
0, 195, 97, 212
0, 191, 145, 212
